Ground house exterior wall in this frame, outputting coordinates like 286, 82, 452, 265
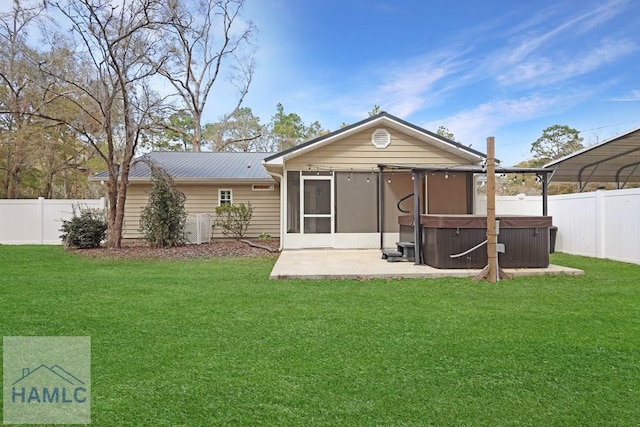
286, 126, 473, 170
123, 182, 280, 240
278, 126, 478, 249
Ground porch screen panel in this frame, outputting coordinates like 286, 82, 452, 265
427, 172, 469, 214
335, 172, 378, 233
383, 172, 414, 232
287, 171, 300, 233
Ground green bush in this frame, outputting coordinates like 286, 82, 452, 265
59, 204, 107, 248
215, 202, 254, 240
139, 161, 188, 247
258, 232, 271, 242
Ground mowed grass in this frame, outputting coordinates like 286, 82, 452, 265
1, 247, 639, 426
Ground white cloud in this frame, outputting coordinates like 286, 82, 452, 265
497, 38, 637, 87
482, 0, 634, 90
501, 0, 630, 64
610, 89, 640, 102
422, 90, 596, 147
328, 48, 472, 120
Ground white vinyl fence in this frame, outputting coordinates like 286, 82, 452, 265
548, 188, 640, 264
478, 189, 640, 264
0, 197, 106, 244
475, 194, 544, 216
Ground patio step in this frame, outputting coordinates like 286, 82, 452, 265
382, 249, 403, 259
382, 241, 415, 262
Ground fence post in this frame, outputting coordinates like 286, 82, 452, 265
196, 214, 202, 244
596, 190, 605, 259
37, 197, 45, 244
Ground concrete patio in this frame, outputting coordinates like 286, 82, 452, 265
269, 249, 584, 280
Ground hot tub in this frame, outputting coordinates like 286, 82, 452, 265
399, 214, 553, 269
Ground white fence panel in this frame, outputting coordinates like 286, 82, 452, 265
475, 195, 544, 215
0, 198, 105, 244
481, 189, 640, 264
599, 189, 640, 264
547, 193, 598, 257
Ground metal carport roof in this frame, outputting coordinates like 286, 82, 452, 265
544, 126, 640, 190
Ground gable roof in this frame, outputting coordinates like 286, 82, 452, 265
263, 111, 486, 166
544, 126, 640, 186
91, 151, 275, 182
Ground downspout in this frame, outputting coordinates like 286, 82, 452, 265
269, 169, 286, 252
378, 165, 384, 250
413, 169, 422, 265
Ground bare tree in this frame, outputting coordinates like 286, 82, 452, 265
40, 0, 166, 248
0, 0, 46, 198
157, 0, 256, 151
202, 107, 271, 152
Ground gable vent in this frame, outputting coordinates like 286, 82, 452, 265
371, 128, 391, 149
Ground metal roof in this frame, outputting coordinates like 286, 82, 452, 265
544, 126, 640, 189
91, 151, 275, 181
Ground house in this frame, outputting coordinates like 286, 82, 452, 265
94, 112, 488, 248
92, 151, 281, 240
263, 112, 486, 249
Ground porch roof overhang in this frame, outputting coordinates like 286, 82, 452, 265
543, 126, 640, 190
377, 163, 553, 176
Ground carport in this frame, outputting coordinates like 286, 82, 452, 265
544, 126, 640, 190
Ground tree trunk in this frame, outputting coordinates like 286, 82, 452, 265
7, 166, 21, 199
105, 162, 120, 248
1, 170, 10, 199
192, 111, 202, 152
111, 160, 132, 249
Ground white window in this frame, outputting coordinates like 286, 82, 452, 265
218, 189, 232, 206
371, 128, 391, 149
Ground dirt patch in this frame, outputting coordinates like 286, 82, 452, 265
69, 239, 280, 260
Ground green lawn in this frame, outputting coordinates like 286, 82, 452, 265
1, 246, 639, 426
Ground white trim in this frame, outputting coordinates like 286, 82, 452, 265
284, 232, 401, 249
218, 188, 233, 206
300, 174, 334, 247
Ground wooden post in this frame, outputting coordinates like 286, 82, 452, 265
474, 136, 507, 282
486, 137, 497, 283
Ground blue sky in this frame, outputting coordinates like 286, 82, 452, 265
234, 0, 640, 165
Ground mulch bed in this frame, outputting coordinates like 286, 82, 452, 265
69, 239, 280, 260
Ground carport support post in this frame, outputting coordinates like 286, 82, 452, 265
542, 173, 548, 216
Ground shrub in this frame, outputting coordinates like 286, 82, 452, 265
215, 202, 254, 240
59, 204, 107, 248
258, 232, 271, 242
139, 161, 188, 247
